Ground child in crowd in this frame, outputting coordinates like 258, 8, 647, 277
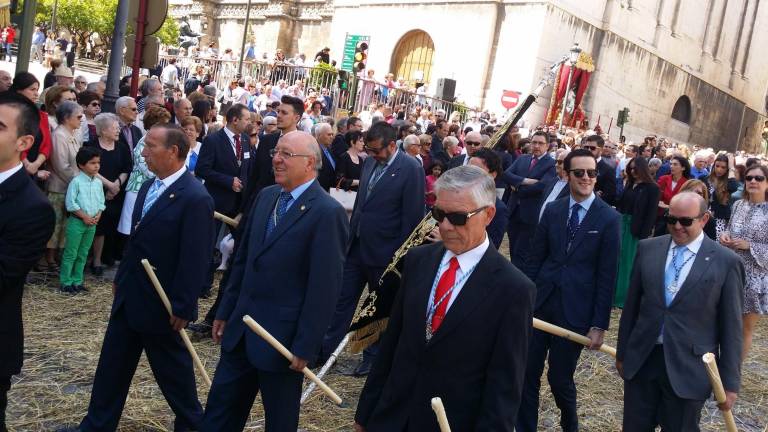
59, 147, 105, 293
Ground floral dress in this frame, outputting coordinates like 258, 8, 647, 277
726, 199, 768, 314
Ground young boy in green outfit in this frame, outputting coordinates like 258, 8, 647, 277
60, 147, 105, 293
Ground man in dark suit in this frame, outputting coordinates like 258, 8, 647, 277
314, 122, 337, 191
467, 148, 508, 249
430, 119, 450, 166
115, 96, 143, 152
72, 124, 215, 432
0, 94, 55, 432
616, 192, 743, 431
201, 131, 348, 431
446, 131, 482, 170
517, 149, 621, 432
501, 130, 556, 267
319, 121, 426, 375
537, 149, 570, 221
196, 103, 251, 217
583, 134, 617, 206
354, 166, 535, 432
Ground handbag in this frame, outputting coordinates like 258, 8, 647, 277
330, 178, 357, 212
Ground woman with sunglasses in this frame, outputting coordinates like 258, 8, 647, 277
614, 157, 660, 307
77, 90, 102, 144
720, 164, 768, 359
703, 154, 741, 240
655, 154, 691, 236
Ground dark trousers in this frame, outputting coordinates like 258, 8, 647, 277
320, 241, 384, 363
507, 217, 536, 269
623, 345, 705, 432
80, 308, 202, 432
0, 375, 10, 432
201, 339, 303, 432
517, 290, 586, 432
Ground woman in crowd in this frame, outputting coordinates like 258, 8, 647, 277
43, 58, 62, 89
424, 161, 445, 209
78, 90, 101, 144
655, 155, 691, 236
614, 157, 660, 307
11, 72, 52, 182
679, 179, 717, 237
44, 101, 84, 271
720, 164, 768, 359
190, 98, 212, 141
648, 157, 662, 178
336, 130, 365, 191
86, 113, 132, 275
704, 154, 741, 239
117, 105, 171, 237
181, 116, 203, 176
44, 85, 77, 130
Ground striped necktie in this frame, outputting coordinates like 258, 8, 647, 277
141, 179, 166, 219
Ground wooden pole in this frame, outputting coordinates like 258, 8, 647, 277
702, 353, 738, 432
141, 259, 212, 388
214, 211, 239, 228
300, 333, 349, 404
242, 315, 343, 405
430, 397, 451, 432
533, 318, 617, 358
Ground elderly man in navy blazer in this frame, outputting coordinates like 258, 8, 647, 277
319, 121, 426, 375
501, 130, 556, 267
517, 149, 621, 432
201, 131, 349, 431
72, 124, 215, 432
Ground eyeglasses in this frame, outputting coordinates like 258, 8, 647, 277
76, 115, 83, 119
431, 206, 489, 226
745, 175, 766, 182
269, 148, 311, 159
364, 144, 385, 154
569, 169, 598, 178
582, 146, 597, 151
89, 102, 101, 107
249, 133, 259, 138
664, 213, 704, 227
75, 81, 86, 85
465, 141, 482, 147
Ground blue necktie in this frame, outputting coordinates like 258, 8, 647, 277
141, 179, 165, 219
323, 147, 336, 170
189, 152, 198, 171
266, 192, 292, 237
664, 246, 686, 306
566, 203, 581, 248
368, 163, 386, 193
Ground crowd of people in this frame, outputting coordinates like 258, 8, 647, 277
0, 55, 765, 432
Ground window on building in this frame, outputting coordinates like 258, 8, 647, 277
390, 30, 435, 87
671, 96, 692, 124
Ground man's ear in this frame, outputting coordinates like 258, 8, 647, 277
17, 134, 34, 153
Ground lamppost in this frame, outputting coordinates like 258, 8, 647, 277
238, 0, 254, 77
559, 42, 582, 131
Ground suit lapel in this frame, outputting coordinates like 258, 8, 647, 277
134, 173, 189, 233
567, 198, 602, 255
248, 187, 279, 248
253, 181, 319, 257
669, 238, 716, 307
356, 157, 375, 205
427, 246, 498, 347
365, 152, 403, 202
653, 236, 673, 305
409, 245, 446, 345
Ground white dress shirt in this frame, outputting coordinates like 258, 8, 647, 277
427, 235, 490, 314
157, 165, 187, 189
539, 178, 568, 221
0, 163, 23, 185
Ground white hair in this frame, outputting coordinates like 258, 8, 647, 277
94, 112, 119, 136
433, 165, 496, 208
312, 122, 332, 137
442, 136, 459, 151
403, 134, 420, 152
115, 96, 135, 111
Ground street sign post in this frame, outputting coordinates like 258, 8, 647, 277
501, 90, 521, 110
341, 34, 370, 72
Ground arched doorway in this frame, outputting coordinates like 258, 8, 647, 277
671, 95, 692, 124
390, 30, 435, 87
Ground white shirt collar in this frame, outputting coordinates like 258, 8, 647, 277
569, 192, 596, 211
441, 235, 490, 272
157, 165, 187, 188
224, 126, 237, 142
0, 163, 23, 185
670, 231, 705, 254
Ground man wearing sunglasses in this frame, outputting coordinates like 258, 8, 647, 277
582, 134, 616, 206
354, 166, 535, 432
502, 130, 557, 267
616, 192, 743, 432
447, 131, 483, 170
320, 121, 425, 376
518, 149, 621, 432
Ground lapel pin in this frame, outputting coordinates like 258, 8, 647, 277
300, 205, 306, 211
169, 193, 175, 199
390, 173, 396, 176
705, 257, 710, 261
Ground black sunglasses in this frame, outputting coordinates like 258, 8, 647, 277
745, 175, 766, 182
432, 206, 488, 226
582, 145, 597, 151
664, 212, 704, 227
465, 141, 482, 147
364, 144, 384, 154
569, 169, 598, 178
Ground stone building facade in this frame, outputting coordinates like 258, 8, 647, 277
170, 0, 768, 151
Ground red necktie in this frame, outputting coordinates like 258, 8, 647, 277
529, 156, 538, 170
431, 257, 460, 333
234, 134, 242, 161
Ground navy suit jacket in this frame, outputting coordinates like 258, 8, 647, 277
487, 197, 508, 250
502, 154, 556, 225
216, 180, 349, 370
525, 195, 621, 330
196, 128, 250, 215
349, 150, 426, 267
318, 147, 337, 191
113, 171, 215, 333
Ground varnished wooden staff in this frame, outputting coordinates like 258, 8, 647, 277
533, 318, 617, 358
430, 397, 451, 432
141, 259, 212, 387
214, 211, 239, 228
242, 315, 343, 405
702, 353, 738, 432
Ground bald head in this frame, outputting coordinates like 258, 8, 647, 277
403, 134, 421, 156
312, 122, 334, 148
273, 131, 322, 190
670, 191, 708, 215
0, 71, 11, 92
465, 131, 483, 156
668, 191, 709, 246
